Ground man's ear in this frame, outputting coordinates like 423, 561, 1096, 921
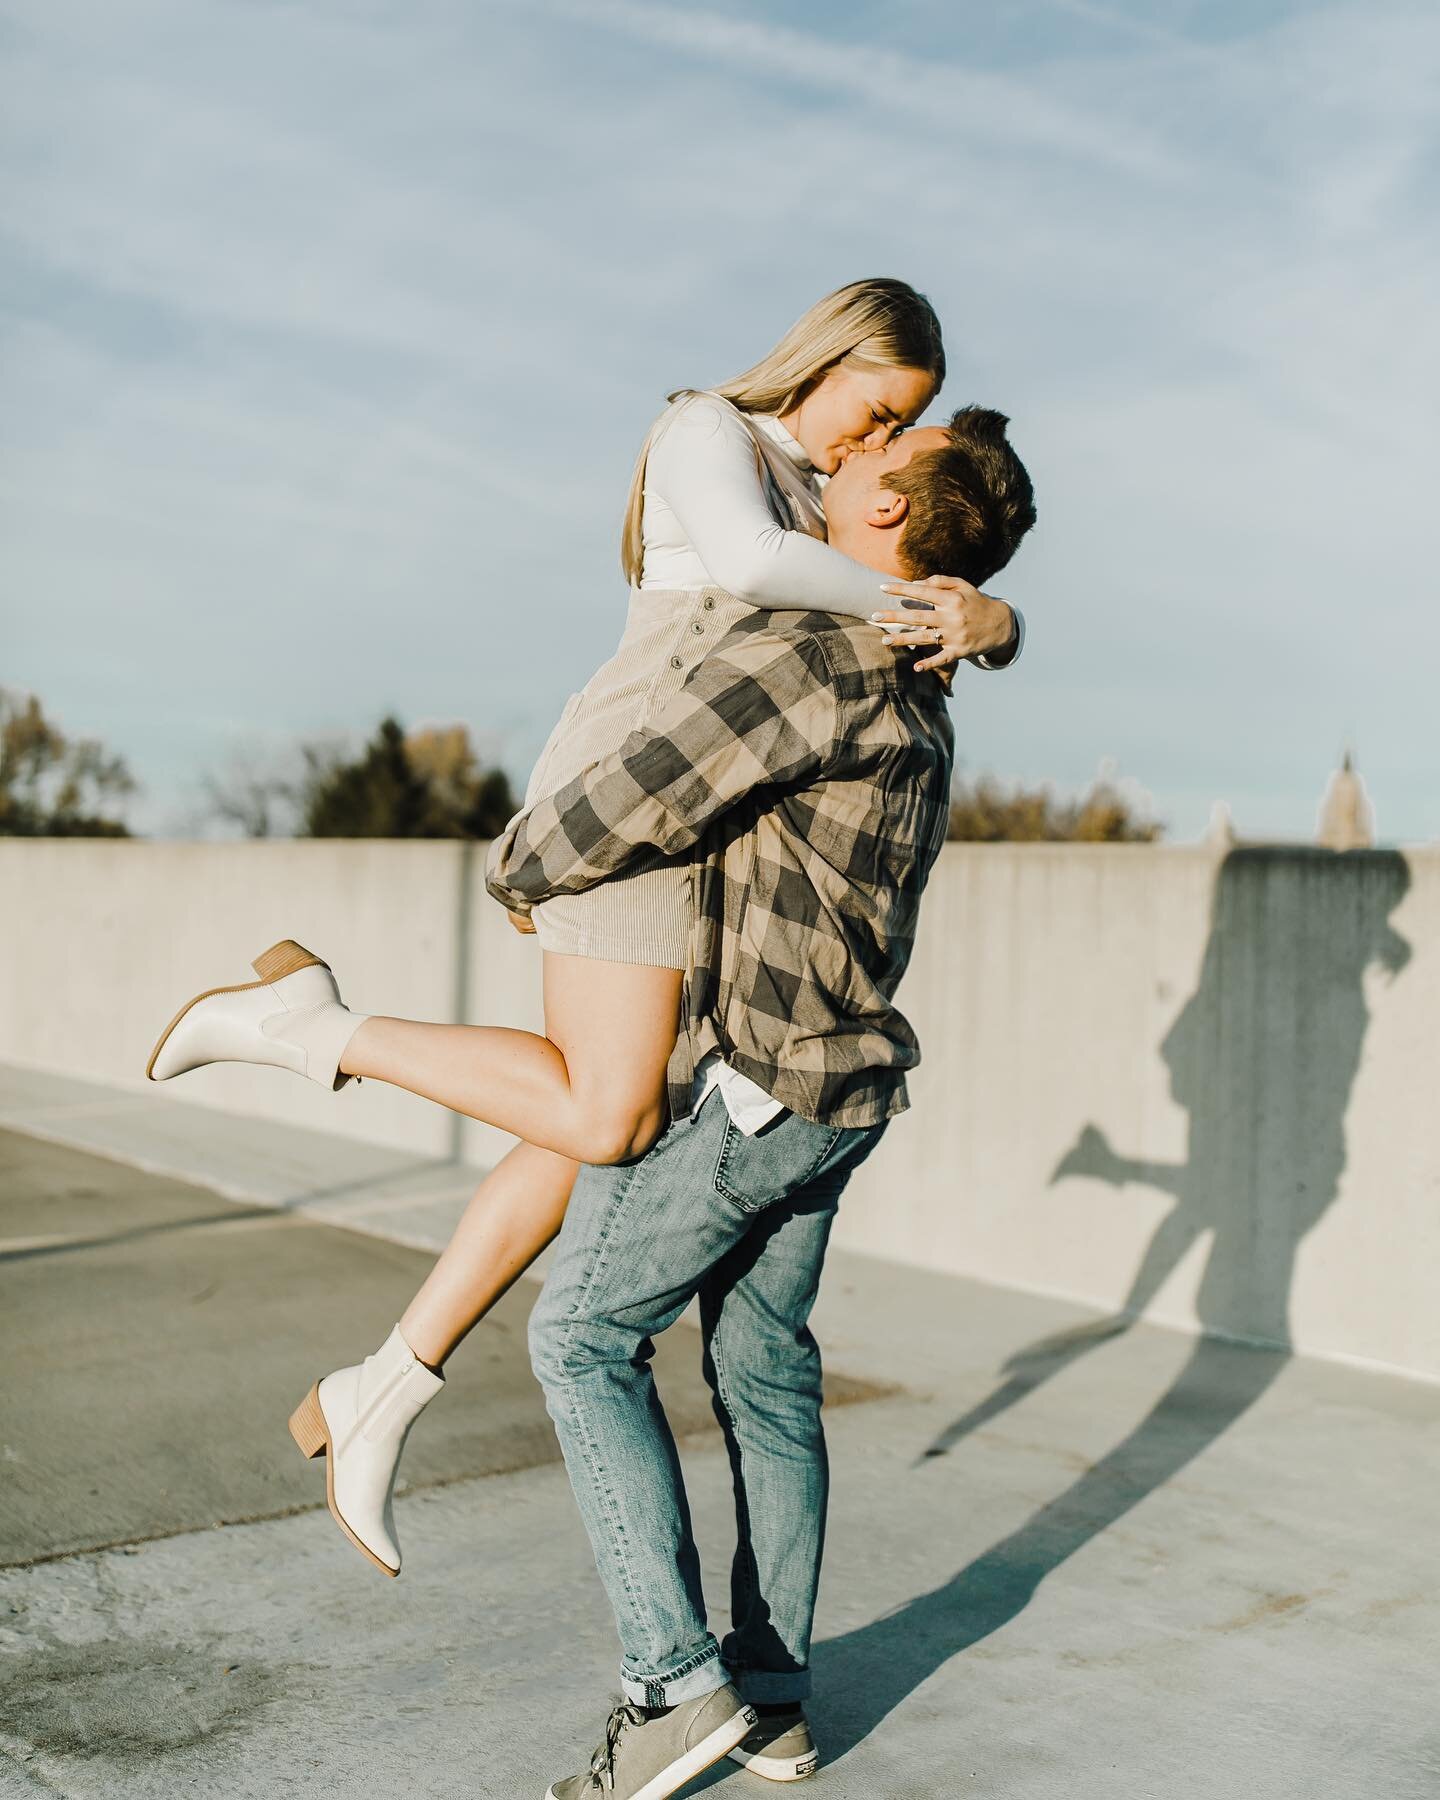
866, 485, 910, 531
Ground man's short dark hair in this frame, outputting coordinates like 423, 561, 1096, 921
883, 406, 1036, 585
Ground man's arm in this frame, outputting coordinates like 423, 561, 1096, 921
486, 624, 839, 912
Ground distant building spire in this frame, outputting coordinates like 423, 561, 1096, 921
1316, 746, 1374, 850
1204, 799, 1236, 850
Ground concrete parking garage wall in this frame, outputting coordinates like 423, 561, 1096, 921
2, 839, 1435, 1379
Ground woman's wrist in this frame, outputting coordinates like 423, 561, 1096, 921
872, 576, 1024, 673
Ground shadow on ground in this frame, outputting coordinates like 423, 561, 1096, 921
812, 849, 1412, 1762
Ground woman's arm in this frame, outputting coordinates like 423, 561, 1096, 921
646, 395, 893, 619
649, 396, 1023, 668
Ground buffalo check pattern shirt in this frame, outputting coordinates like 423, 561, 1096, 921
485, 610, 956, 1128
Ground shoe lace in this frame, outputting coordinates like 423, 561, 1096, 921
587, 1701, 648, 1791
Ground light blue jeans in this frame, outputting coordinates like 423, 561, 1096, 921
529, 1088, 887, 1708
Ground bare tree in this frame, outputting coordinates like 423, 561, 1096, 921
200, 751, 295, 839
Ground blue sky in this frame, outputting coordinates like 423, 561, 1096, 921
2, 0, 1436, 841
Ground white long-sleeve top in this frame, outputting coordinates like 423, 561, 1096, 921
640, 393, 882, 609
639, 391, 1023, 669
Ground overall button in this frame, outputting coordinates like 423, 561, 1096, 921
702, 596, 716, 611
691, 622, 704, 635
669, 655, 684, 669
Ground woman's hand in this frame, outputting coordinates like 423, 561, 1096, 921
871, 574, 1017, 673
505, 907, 537, 935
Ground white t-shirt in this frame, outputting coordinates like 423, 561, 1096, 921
689, 1049, 785, 1138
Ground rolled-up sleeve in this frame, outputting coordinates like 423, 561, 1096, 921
969, 603, 1026, 672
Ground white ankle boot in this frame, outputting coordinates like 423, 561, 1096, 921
288, 1324, 444, 1577
146, 939, 368, 1090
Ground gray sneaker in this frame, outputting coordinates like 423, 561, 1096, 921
546, 1685, 757, 1799
727, 1707, 819, 1782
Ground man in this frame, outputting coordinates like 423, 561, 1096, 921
487, 408, 1036, 1800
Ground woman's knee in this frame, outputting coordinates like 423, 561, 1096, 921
569, 1093, 667, 1166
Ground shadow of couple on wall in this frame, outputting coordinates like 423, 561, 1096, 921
807, 846, 1411, 1763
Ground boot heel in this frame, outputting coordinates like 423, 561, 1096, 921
288, 1383, 329, 1459
253, 939, 325, 983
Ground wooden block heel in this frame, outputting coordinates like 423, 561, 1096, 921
288, 1383, 329, 1459
252, 939, 326, 983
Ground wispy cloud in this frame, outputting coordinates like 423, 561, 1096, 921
531, 0, 1188, 177
2, 0, 1436, 842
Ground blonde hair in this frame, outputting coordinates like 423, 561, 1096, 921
620, 277, 945, 585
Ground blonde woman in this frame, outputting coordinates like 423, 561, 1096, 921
146, 278, 1023, 1577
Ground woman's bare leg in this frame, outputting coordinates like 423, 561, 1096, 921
340, 953, 683, 1165
391, 950, 684, 1365
399, 1141, 578, 1367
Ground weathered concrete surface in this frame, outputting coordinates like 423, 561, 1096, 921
1, 840, 1437, 1376
0, 1062, 487, 1259
0, 1131, 881, 1567
3, 1132, 1439, 1798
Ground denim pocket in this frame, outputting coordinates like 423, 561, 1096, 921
713, 1112, 847, 1213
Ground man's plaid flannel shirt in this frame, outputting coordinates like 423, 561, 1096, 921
485, 609, 955, 1128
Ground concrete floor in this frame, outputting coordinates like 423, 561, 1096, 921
2, 1069, 1439, 1798
0, 1132, 882, 1567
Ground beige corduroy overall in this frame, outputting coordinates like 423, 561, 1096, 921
520, 406, 817, 968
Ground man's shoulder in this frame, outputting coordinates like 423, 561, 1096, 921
707, 609, 839, 678
722, 608, 944, 699
719, 607, 873, 657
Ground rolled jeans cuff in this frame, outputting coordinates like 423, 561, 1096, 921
621, 1648, 729, 1710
